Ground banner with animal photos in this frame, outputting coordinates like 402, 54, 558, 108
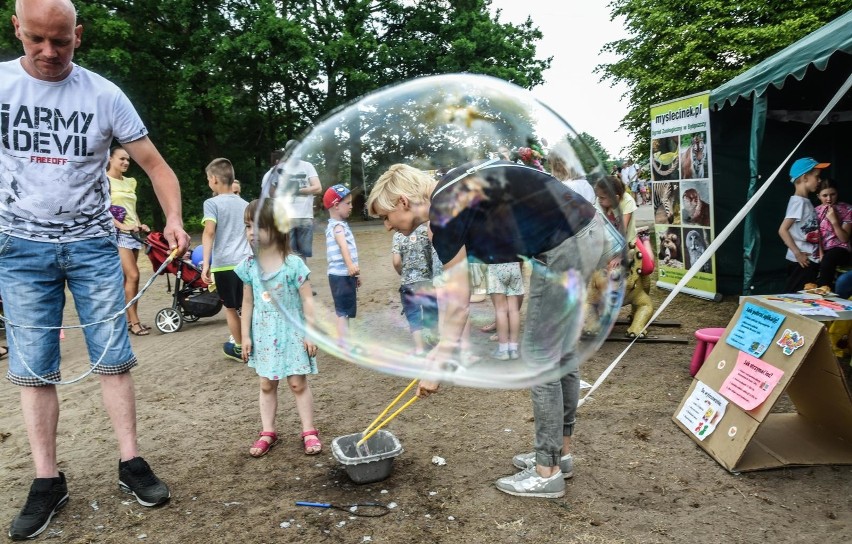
650, 92, 718, 300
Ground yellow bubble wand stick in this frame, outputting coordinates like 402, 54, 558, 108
357, 379, 419, 447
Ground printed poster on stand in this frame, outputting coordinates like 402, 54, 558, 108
649, 92, 719, 301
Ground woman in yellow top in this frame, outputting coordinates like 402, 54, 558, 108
108, 146, 151, 336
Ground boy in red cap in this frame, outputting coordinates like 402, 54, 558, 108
323, 185, 360, 343
778, 157, 830, 292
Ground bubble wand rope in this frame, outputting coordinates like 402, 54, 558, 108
579, 72, 852, 408
357, 379, 419, 447
2, 247, 181, 386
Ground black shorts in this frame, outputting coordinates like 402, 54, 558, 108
329, 274, 357, 318
784, 260, 819, 293
213, 269, 244, 309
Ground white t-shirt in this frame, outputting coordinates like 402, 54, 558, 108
562, 178, 595, 204
0, 59, 148, 242
784, 195, 819, 263
621, 164, 637, 186
275, 159, 319, 219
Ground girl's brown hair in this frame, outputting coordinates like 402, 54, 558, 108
819, 177, 839, 193
245, 198, 290, 256
595, 175, 626, 199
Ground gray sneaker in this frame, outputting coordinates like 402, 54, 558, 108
491, 348, 510, 361
495, 466, 565, 498
512, 452, 574, 479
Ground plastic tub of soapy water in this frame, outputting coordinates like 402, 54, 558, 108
331, 430, 404, 484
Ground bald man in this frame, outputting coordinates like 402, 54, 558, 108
1, 0, 190, 539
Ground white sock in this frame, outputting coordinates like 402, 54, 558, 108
509, 343, 518, 351
499, 343, 509, 352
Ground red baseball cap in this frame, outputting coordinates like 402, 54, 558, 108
323, 184, 351, 209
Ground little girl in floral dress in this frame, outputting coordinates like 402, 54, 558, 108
235, 199, 322, 457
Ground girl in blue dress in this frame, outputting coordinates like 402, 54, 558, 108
235, 199, 321, 457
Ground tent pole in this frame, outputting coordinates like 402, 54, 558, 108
743, 94, 767, 295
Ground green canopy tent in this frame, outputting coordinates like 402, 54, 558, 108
707, 10, 852, 295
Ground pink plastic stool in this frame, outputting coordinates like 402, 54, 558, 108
689, 328, 726, 377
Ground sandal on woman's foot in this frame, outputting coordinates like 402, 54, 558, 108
128, 322, 150, 336
480, 322, 497, 333
0, 345, 7, 360
301, 430, 322, 455
250, 431, 279, 458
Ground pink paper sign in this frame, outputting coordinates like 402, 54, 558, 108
720, 351, 784, 411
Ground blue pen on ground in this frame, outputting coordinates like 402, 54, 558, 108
295, 501, 390, 517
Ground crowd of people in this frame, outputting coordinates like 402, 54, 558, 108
0, 0, 763, 537
612, 159, 650, 206
8, 0, 847, 541
0, 0, 634, 523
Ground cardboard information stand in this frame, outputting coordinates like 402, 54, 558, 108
673, 296, 852, 472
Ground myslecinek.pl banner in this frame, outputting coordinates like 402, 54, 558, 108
650, 92, 718, 300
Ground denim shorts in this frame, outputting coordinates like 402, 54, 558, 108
329, 274, 357, 318
289, 218, 314, 258
116, 230, 143, 250
399, 280, 438, 332
0, 234, 136, 386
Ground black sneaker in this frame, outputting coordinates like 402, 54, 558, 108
222, 341, 242, 362
118, 457, 171, 507
9, 472, 69, 541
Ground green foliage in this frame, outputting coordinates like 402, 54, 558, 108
0, 0, 549, 226
597, 0, 850, 158
563, 132, 612, 177
577, 132, 611, 166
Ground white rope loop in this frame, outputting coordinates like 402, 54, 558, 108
1, 244, 180, 386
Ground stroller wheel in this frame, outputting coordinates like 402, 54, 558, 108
182, 312, 200, 323
156, 308, 183, 333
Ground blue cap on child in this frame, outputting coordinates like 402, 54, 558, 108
789, 157, 830, 182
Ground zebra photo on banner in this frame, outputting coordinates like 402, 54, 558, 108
653, 181, 680, 225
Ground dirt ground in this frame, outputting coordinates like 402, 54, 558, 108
2, 214, 852, 544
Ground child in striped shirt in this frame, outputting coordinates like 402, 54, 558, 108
324, 185, 360, 343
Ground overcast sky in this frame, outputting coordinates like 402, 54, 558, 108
488, 0, 633, 159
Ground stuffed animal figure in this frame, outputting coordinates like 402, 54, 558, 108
585, 240, 654, 338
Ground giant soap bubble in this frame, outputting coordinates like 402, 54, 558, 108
257, 74, 626, 388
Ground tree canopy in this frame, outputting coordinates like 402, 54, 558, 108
577, 132, 612, 171
597, 0, 850, 159
0, 0, 550, 226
